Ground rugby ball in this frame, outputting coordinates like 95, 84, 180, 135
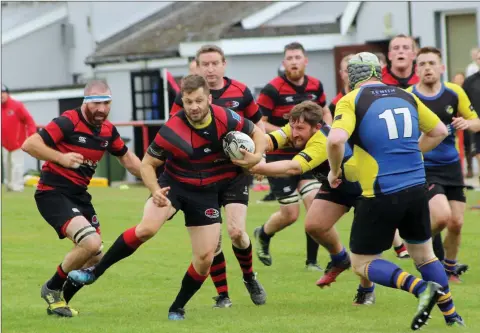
223, 131, 255, 160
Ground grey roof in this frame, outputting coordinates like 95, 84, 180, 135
86, 1, 274, 65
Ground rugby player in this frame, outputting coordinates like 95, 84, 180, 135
254, 42, 332, 270
171, 45, 264, 308
328, 52, 464, 329
407, 47, 480, 282
68, 75, 267, 320
22, 79, 142, 317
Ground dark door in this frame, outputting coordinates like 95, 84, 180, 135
333, 43, 387, 93
58, 97, 84, 115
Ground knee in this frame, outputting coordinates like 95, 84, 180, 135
433, 212, 451, 231
135, 221, 160, 241
280, 208, 299, 225
77, 231, 102, 256
351, 261, 366, 277
305, 218, 329, 235
194, 251, 215, 275
447, 216, 463, 234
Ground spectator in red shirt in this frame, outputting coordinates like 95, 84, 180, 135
1, 84, 36, 192
382, 34, 419, 88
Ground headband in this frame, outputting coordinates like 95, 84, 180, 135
83, 95, 112, 104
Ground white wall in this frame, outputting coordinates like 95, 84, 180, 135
66, 2, 173, 81
2, 22, 70, 89
265, 1, 347, 26
355, 1, 410, 42
411, 2, 480, 47
90, 2, 172, 42
225, 51, 337, 103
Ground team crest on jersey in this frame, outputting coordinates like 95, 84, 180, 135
205, 208, 220, 219
224, 100, 240, 108
101, 140, 109, 148
445, 105, 454, 114
307, 94, 317, 100
91, 215, 99, 227
7, 110, 14, 116
229, 109, 241, 122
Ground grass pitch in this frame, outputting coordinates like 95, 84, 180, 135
2, 186, 479, 333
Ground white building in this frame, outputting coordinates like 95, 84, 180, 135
3, 1, 479, 175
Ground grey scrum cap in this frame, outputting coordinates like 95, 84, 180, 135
347, 52, 382, 90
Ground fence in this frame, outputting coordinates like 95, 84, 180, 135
36, 120, 165, 186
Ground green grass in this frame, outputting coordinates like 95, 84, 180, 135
2, 186, 480, 333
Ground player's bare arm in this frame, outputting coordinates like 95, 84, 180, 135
451, 116, 480, 132
22, 133, 84, 168
255, 119, 266, 133
418, 122, 448, 153
117, 150, 142, 178
232, 124, 266, 169
261, 116, 280, 133
327, 128, 348, 174
250, 159, 302, 177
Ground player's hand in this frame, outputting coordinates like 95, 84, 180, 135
231, 149, 263, 169
58, 152, 84, 168
451, 117, 469, 131
328, 169, 343, 188
152, 187, 171, 207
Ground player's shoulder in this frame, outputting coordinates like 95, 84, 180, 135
266, 76, 287, 89
444, 81, 465, 96
309, 127, 328, 145
227, 77, 248, 92
60, 109, 81, 122
305, 75, 322, 86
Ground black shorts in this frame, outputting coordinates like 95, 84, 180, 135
219, 172, 250, 207
315, 182, 358, 209
266, 154, 319, 201
35, 190, 100, 239
425, 161, 464, 187
425, 161, 466, 203
158, 174, 222, 227
350, 184, 431, 255
476, 132, 480, 154
427, 183, 466, 203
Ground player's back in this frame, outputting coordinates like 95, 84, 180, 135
343, 84, 426, 197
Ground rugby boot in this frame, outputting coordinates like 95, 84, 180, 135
446, 315, 466, 327
316, 256, 351, 288
168, 308, 185, 320
244, 272, 267, 305
253, 227, 272, 266
67, 267, 96, 286
212, 294, 233, 308
41, 283, 78, 317
353, 290, 376, 306
411, 282, 444, 331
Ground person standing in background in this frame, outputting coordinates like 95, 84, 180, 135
1, 84, 36, 192
465, 47, 479, 78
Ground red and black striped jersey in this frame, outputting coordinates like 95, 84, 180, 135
37, 109, 127, 192
382, 66, 419, 88
170, 77, 262, 123
328, 89, 346, 117
148, 104, 254, 190
257, 74, 327, 155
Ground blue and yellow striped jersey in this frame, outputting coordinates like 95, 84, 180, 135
406, 82, 478, 166
332, 83, 441, 197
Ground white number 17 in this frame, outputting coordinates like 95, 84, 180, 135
378, 107, 413, 140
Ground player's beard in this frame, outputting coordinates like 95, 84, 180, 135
186, 105, 210, 125
285, 67, 305, 82
85, 105, 108, 127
